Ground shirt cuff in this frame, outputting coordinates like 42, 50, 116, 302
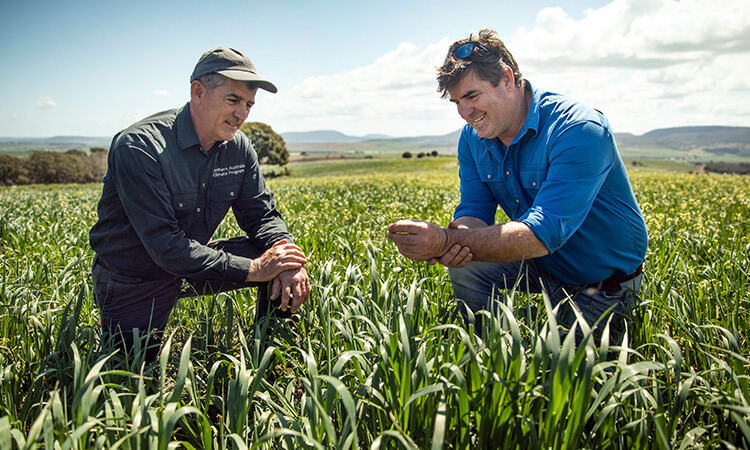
225, 254, 253, 284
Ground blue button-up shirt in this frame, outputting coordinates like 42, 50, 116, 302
454, 82, 648, 285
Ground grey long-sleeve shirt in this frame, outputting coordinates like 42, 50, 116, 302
89, 103, 291, 282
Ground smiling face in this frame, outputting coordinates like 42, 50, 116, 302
448, 68, 527, 146
190, 76, 258, 150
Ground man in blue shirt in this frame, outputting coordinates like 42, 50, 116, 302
388, 29, 647, 340
90, 48, 310, 361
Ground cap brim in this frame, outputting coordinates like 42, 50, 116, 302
217, 69, 278, 93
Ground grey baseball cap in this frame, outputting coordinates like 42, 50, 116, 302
190, 47, 277, 93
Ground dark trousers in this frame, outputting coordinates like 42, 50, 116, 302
91, 237, 287, 362
449, 259, 642, 342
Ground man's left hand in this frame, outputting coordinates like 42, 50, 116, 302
430, 220, 473, 267
271, 266, 310, 313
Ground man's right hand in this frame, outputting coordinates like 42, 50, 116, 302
387, 219, 474, 268
246, 239, 307, 282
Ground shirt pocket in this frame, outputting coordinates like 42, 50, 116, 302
171, 191, 197, 226
475, 162, 504, 185
519, 168, 547, 194
208, 181, 241, 225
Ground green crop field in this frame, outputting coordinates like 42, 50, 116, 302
1, 158, 749, 449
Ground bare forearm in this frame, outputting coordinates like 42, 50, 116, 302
445, 219, 549, 263
452, 216, 489, 229
388, 217, 548, 266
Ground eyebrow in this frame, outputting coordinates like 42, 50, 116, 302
227, 93, 254, 105
450, 89, 481, 103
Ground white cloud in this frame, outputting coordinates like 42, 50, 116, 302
512, 0, 749, 67
35, 96, 56, 110
256, 39, 465, 137
153, 89, 169, 97
508, 0, 750, 133
256, 0, 750, 136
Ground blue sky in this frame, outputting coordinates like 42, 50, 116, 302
1, 0, 748, 138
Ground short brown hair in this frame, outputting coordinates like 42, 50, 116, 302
437, 29, 524, 98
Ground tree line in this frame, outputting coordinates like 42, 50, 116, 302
703, 161, 750, 175
0, 148, 108, 186
0, 122, 289, 186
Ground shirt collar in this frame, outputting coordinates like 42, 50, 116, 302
176, 103, 202, 151
475, 80, 540, 152
509, 79, 539, 146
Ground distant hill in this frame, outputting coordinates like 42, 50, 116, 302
281, 130, 395, 144
3, 126, 749, 160
285, 126, 750, 153
0, 136, 111, 145
0, 136, 111, 154
283, 126, 750, 159
614, 126, 750, 157
390, 129, 462, 145
282, 130, 372, 144
282, 129, 461, 150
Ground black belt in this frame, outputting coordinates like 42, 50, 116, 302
587, 263, 643, 293
94, 256, 174, 280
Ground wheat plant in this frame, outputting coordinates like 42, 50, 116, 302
1, 158, 749, 448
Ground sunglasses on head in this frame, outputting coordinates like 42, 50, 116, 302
451, 41, 490, 59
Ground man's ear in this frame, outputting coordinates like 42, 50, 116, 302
190, 80, 205, 103
502, 66, 515, 88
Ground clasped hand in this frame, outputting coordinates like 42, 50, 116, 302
247, 239, 310, 312
387, 219, 473, 268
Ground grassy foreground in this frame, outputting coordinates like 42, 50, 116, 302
1, 157, 749, 449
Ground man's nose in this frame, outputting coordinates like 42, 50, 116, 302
235, 104, 250, 120
458, 103, 472, 120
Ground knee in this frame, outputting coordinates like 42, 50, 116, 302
449, 261, 508, 292
448, 262, 481, 290
448, 262, 496, 311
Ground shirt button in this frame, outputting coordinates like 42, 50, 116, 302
505, 171, 510, 175
515, 199, 520, 203
202, 183, 206, 188
230, 192, 235, 196
532, 181, 537, 186
178, 203, 183, 208
196, 207, 201, 212
487, 174, 491, 179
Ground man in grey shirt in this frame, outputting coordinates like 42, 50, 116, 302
89, 47, 310, 361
